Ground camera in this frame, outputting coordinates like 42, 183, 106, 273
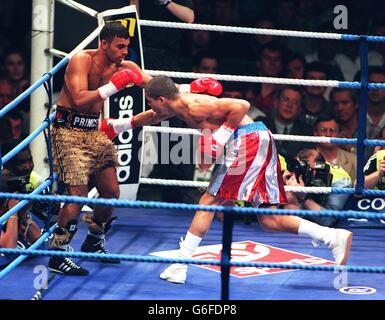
7, 175, 31, 193
30, 187, 60, 222
4, 176, 60, 222
286, 158, 313, 185
312, 161, 332, 188
286, 158, 333, 205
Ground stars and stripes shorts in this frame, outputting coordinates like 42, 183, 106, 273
207, 122, 287, 207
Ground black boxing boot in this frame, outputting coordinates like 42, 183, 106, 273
48, 220, 89, 276
80, 214, 120, 264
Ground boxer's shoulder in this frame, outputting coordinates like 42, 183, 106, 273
68, 50, 93, 70
70, 50, 94, 62
120, 59, 140, 70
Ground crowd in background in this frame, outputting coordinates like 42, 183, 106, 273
133, 0, 385, 208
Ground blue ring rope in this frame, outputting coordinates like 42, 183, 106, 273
0, 247, 384, 274
0, 224, 56, 279
341, 34, 385, 42
1, 112, 56, 165
0, 192, 384, 219
338, 82, 385, 89
0, 58, 69, 118
0, 174, 57, 225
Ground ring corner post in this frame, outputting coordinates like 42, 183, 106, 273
30, 0, 55, 179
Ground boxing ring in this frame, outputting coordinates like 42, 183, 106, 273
1, 1, 385, 300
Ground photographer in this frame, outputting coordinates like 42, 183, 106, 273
282, 148, 352, 227
363, 147, 385, 190
0, 141, 42, 252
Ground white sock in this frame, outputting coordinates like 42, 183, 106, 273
298, 218, 335, 246
178, 231, 202, 259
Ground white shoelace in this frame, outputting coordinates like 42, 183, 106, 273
64, 258, 80, 269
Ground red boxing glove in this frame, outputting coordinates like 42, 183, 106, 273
98, 68, 142, 100
179, 77, 223, 96
199, 123, 235, 162
100, 118, 118, 140
199, 134, 220, 166
100, 117, 136, 140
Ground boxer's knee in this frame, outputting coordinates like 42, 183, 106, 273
258, 214, 281, 231
99, 186, 120, 199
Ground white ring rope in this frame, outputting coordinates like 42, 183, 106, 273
139, 178, 332, 194
143, 126, 340, 144
44, 45, 344, 88
54, 2, 342, 40
56, 0, 98, 17
139, 20, 343, 40
46, 48, 68, 59
67, 25, 104, 59
146, 70, 341, 88
45, 51, 343, 88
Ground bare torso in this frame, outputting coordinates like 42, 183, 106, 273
174, 93, 253, 131
57, 49, 141, 113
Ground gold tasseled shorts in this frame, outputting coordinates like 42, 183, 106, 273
51, 107, 118, 186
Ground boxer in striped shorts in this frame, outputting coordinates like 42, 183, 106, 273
103, 76, 352, 284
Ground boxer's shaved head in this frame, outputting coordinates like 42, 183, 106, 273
145, 75, 178, 100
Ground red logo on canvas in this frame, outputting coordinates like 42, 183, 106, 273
192, 241, 334, 278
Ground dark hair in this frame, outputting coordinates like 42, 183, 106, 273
305, 61, 329, 78
145, 75, 179, 99
1, 139, 31, 171
258, 42, 284, 60
286, 52, 307, 71
192, 50, 218, 68
1, 139, 29, 156
287, 52, 306, 65
0, 118, 13, 141
6, 108, 24, 121
329, 87, 358, 105
297, 148, 325, 163
276, 85, 303, 99
368, 66, 385, 78
100, 21, 129, 42
314, 111, 339, 128
354, 66, 385, 81
2, 48, 26, 65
